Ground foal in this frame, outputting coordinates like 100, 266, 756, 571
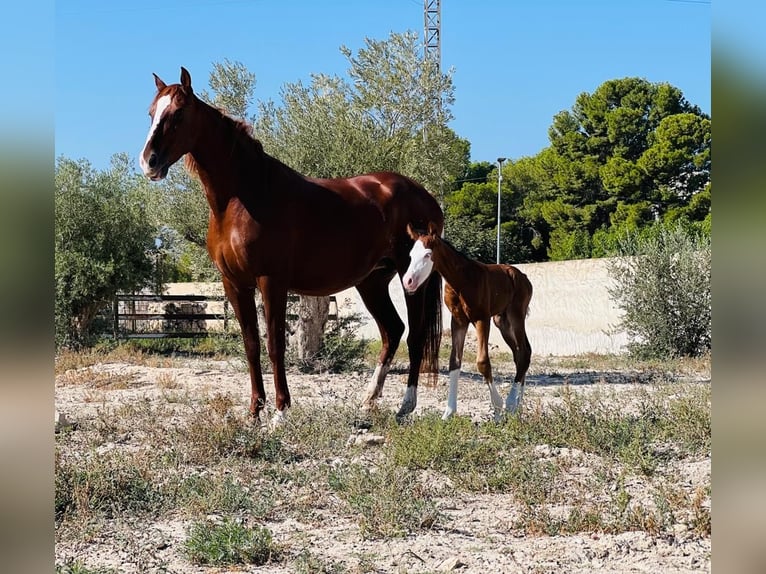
402, 223, 533, 421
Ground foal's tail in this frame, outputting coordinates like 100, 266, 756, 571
420, 271, 442, 385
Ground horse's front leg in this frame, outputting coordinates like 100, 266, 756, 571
257, 277, 290, 428
355, 269, 403, 411
222, 278, 266, 421
475, 319, 504, 421
443, 314, 468, 420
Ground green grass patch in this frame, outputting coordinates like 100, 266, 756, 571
55, 448, 162, 521
329, 461, 440, 539
183, 518, 278, 566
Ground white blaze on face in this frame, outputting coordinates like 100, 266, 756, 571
139, 94, 171, 175
402, 240, 433, 293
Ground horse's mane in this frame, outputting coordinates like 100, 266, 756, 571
184, 102, 265, 176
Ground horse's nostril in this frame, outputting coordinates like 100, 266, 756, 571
148, 153, 158, 168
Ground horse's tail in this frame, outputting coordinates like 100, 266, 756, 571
420, 270, 442, 385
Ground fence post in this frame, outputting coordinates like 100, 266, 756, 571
113, 297, 119, 339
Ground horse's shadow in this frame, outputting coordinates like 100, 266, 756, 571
433, 368, 667, 387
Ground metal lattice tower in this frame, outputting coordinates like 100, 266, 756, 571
424, 0, 441, 72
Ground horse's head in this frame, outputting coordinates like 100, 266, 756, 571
140, 67, 198, 180
402, 222, 440, 294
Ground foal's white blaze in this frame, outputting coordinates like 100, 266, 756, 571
139, 94, 171, 175
402, 240, 433, 293
442, 369, 460, 420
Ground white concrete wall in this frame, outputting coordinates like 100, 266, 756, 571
166, 257, 628, 356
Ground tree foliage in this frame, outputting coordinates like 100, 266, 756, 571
446, 77, 710, 263
55, 154, 156, 347
255, 30, 468, 195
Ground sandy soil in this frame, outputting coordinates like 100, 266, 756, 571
55, 356, 711, 573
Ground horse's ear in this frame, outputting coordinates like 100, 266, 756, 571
180, 67, 193, 93
153, 73, 166, 92
406, 223, 418, 240
427, 221, 440, 237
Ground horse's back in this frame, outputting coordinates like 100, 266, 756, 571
332, 171, 442, 227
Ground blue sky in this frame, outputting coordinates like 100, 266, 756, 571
54, 0, 710, 171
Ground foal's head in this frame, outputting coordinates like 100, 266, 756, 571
139, 67, 199, 180
402, 222, 441, 294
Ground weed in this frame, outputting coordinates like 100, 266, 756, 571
155, 371, 179, 389
180, 393, 265, 463
55, 560, 118, 574
690, 485, 711, 536
55, 448, 161, 521
183, 518, 278, 566
329, 462, 440, 539
293, 549, 349, 573
175, 473, 260, 515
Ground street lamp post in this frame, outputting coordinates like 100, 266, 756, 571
496, 157, 507, 264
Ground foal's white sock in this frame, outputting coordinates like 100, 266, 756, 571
442, 369, 460, 419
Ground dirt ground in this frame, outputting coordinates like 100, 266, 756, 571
55, 354, 711, 573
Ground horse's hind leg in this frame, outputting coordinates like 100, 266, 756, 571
493, 306, 531, 414
355, 268, 404, 410
443, 313, 468, 420
222, 278, 267, 421
475, 319, 504, 420
398, 272, 441, 420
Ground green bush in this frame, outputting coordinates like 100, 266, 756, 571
608, 222, 711, 358
55, 155, 156, 348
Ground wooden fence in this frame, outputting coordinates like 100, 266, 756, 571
111, 293, 337, 339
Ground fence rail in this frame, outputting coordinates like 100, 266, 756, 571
111, 293, 337, 339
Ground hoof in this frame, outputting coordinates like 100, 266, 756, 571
360, 399, 378, 413
269, 409, 287, 431
442, 408, 455, 421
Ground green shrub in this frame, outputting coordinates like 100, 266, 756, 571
608, 222, 711, 358
55, 155, 156, 348
299, 311, 370, 373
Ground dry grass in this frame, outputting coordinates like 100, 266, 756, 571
55, 349, 710, 572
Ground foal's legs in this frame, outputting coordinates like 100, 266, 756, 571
356, 269, 404, 410
443, 313, 468, 420
475, 319, 505, 420
493, 306, 532, 414
222, 278, 266, 420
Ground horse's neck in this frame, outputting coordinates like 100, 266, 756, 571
432, 241, 476, 291
187, 103, 256, 214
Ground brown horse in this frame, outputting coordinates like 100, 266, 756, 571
139, 67, 442, 425
402, 222, 532, 421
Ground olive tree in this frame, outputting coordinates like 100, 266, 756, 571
55, 154, 156, 348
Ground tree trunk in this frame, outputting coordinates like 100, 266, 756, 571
296, 295, 330, 361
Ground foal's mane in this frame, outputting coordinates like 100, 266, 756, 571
183, 99, 265, 177
431, 232, 473, 264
